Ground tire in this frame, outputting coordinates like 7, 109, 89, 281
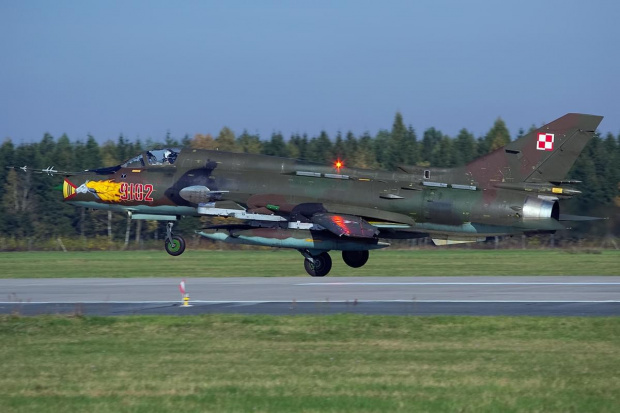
342, 250, 369, 268
304, 252, 332, 277
165, 235, 186, 256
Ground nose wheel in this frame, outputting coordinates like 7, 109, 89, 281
164, 222, 186, 256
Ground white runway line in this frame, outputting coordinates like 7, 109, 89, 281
2, 300, 620, 304
296, 282, 620, 286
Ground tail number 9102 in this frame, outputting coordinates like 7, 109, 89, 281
120, 183, 154, 202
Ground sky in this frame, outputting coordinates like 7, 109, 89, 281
1, 0, 619, 145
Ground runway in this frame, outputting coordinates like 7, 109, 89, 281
1, 276, 619, 316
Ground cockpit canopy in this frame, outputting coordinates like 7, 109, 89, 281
122, 148, 180, 168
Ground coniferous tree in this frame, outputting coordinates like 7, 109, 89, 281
116, 135, 131, 163
333, 132, 345, 161
373, 130, 391, 168
344, 131, 358, 162
403, 126, 419, 166
421, 128, 442, 165
237, 130, 262, 154
288, 134, 308, 160
100, 140, 119, 167
53, 134, 73, 169
484, 117, 511, 152
307, 131, 332, 163
0, 138, 15, 184
352, 132, 379, 169
454, 129, 476, 165
164, 131, 179, 147
433, 136, 454, 167
81, 135, 102, 168
263, 133, 288, 157
385, 112, 407, 170
215, 127, 238, 152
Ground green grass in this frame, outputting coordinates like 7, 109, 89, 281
0, 249, 618, 278
1, 315, 619, 412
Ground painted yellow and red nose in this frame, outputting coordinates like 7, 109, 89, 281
63, 178, 77, 200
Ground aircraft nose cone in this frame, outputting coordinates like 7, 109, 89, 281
63, 178, 78, 200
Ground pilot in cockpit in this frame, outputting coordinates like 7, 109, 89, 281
163, 149, 178, 164
146, 151, 159, 165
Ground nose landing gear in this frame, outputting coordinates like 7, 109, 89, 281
299, 250, 332, 277
164, 222, 186, 256
304, 252, 332, 277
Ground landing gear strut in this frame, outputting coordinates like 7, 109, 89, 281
300, 250, 332, 277
164, 222, 186, 256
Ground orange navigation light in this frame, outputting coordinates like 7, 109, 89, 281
334, 159, 344, 172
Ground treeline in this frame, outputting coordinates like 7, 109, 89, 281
0, 113, 618, 251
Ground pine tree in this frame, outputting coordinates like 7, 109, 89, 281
403, 126, 419, 166
333, 132, 346, 161
344, 131, 358, 161
237, 130, 262, 154
263, 133, 288, 157
485, 117, 510, 152
287, 134, 308, 160
352, 133, 379, 169
307, 131, 332, 163
215, 127, 238, 152
433, 136, 454, 167
421, 128, 442, 164
454, 129, 476, 165
100, 140, 119, 167
0, 138, 15, 184
116, 135, 131, 162
385, 112, 407, 170
373, 130, 391, 168
53, 134, 74, 169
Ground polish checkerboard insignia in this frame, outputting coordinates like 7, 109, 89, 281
537, 133, 554, 151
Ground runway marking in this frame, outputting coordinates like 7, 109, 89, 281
2, 300, 620, 304
296, 282, 620, 286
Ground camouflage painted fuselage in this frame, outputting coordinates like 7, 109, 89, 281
64, 113, 602, 253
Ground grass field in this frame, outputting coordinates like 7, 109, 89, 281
2, 250, 618, 411
1, 315, 619, 412
0, 249, 618, 278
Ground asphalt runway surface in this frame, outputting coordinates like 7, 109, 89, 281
1, 276, 619, 316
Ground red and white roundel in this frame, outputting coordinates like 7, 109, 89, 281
537, 133, 554, 151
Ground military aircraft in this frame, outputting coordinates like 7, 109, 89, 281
52, 113, 603, 276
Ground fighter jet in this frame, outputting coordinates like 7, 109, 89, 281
58, 113, 602, 276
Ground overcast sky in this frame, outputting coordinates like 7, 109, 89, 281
1, 0, 618, 144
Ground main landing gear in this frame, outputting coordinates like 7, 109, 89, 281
342, 250, 369, 268
300, 249, 370, 277
164, 222, 186, 256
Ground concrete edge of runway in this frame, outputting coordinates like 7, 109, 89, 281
2, 300, 619, 317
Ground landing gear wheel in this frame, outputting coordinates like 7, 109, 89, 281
304, 252, 332, 277
165, 235, 186, 256
342, 250, 369, 268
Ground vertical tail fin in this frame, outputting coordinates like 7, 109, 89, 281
466, 113, 603, 186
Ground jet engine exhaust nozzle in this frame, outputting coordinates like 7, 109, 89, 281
522, 196, 559, 220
